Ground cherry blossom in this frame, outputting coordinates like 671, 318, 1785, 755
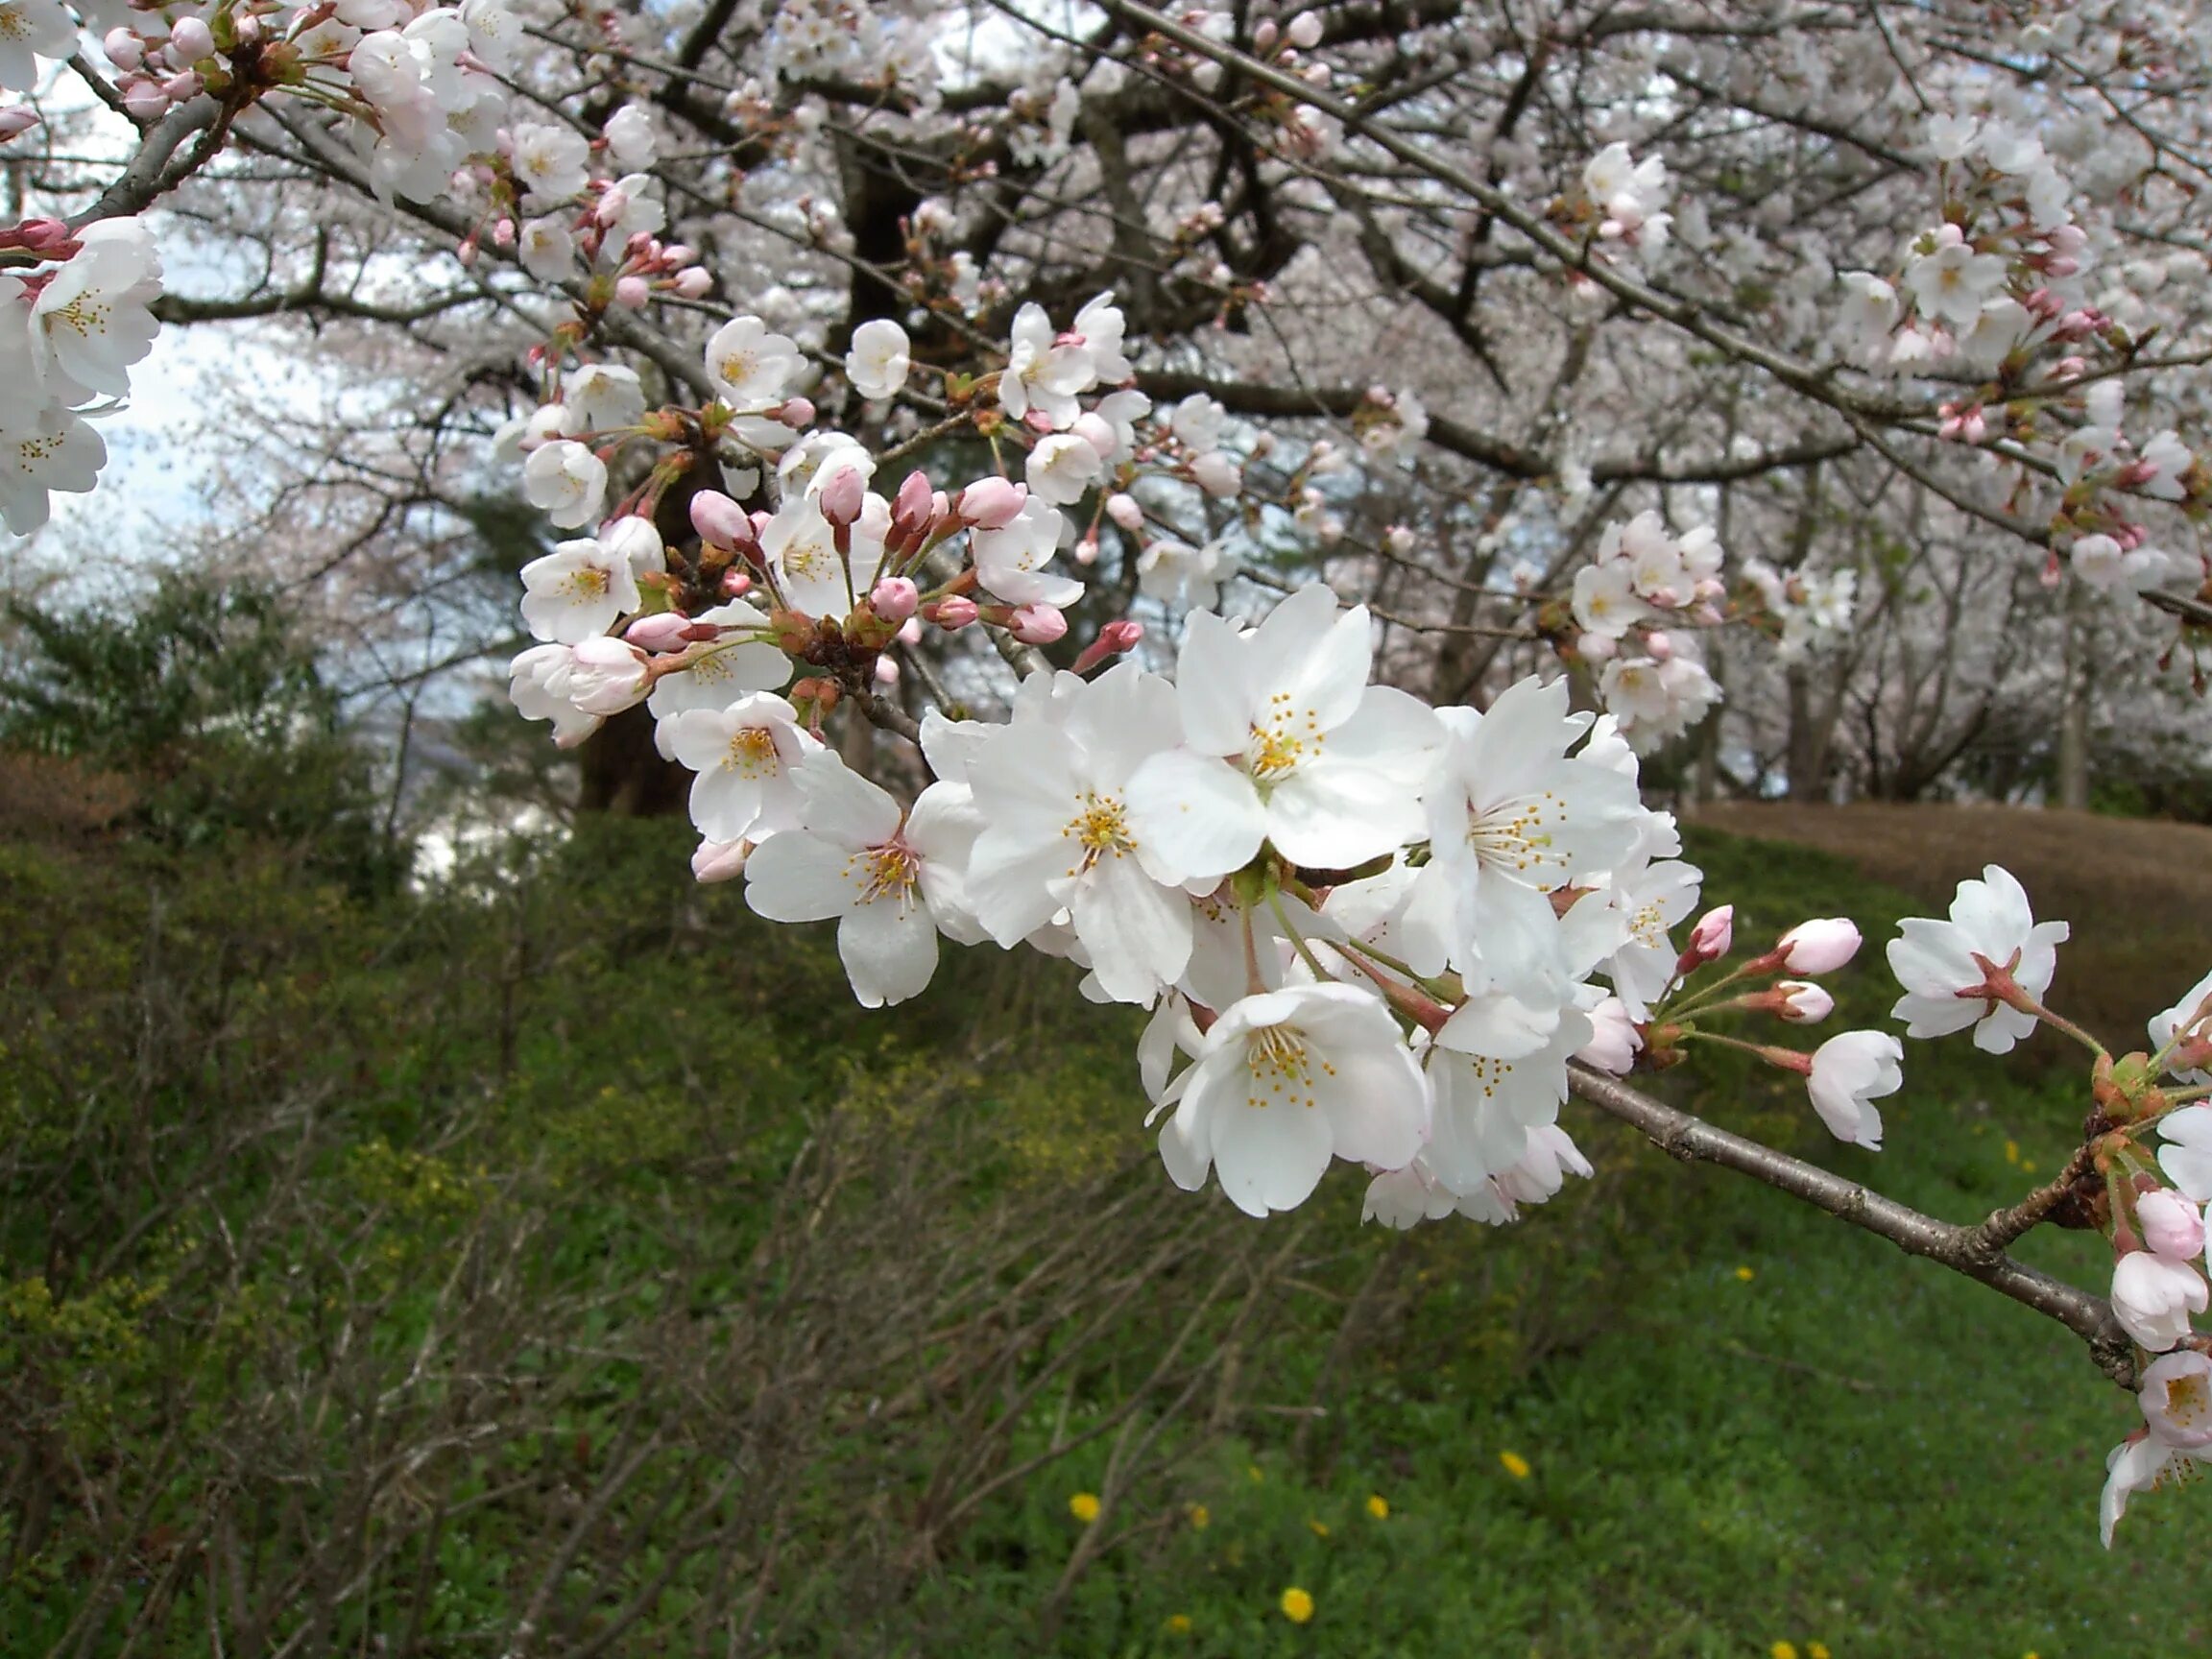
1887, 866, 2070, 1053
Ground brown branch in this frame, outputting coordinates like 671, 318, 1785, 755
1565, 1063, 2136, 1386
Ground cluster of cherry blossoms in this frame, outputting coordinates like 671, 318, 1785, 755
1849, 863, 2212, 1544
0, 217, 159, 533
1829, 107, 2210, 608
1567, 510, 1724, 749
1565, 142, 1673, 266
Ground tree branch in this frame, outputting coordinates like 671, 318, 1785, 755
1565, 1063, 2135, 1387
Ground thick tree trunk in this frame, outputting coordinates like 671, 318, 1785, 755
578, 705, 689, 816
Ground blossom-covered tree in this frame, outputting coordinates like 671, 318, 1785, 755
7, 0, 2212, 1539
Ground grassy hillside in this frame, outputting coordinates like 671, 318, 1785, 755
0, 811, 2198, 1655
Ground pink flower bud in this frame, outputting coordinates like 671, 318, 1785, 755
104, 27, 143, 68
0, 107, 40, 139
661, 243, 697, 265
1106, 492, 1144, 532
123, 84, 171, 121
456, 239, 479, 268
817, 466, 866, 528
2139, 1190, 2206, 1262
1778, 918, 1862, 974
594, 185, 630, 225
689, 489, 752, 547
774, 397, 815, 427
2047, 223, 2087, 254
1073, 534, 1099, 566
625, 612, 696, 652
1286, 10, 1323, 46
931, 595, 979, 631
169, 17, 214, 60
1775, 981, 1835, 1024
1575, 631, 1618, 662
1009, 603, 1068, 645
1252, 18, 1278, 52
692, 839, 750, 884
613, 276, 650, 308
161, 70, 203, 102
1680, 905, 1733, 970
233, 12, 260, 43
869, 576, 920, 623
874, 656, 900, 687
897, 617, 922, 645
720, 569, 753, 597
1071, 618, 1143, 674
1645, 630, 1674, 661
891, 469, 935, 539
958, 476, 1026, 529
674, 267, 711, 299
491, 216, 516, 247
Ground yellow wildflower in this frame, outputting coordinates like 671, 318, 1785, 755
1736, 1265, 1756, 1282
1308, 1518, 1330, 1538
2005, 1138, 2020, 1165
1165, 1614, 1192, 1636
1187, 1503, 1210, 1529
1499, 1450, 1532, 1479
1067, 1492, 1101, 1524
1365, 1494, 1389, 1520
1280, 1587, 1315, 1624
1771, 1644, 1798, 1659
1248, 1463, 1265, 1483
1808, 1645, 1832, 1659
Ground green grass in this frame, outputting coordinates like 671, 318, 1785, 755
2, 815, 2197, 1656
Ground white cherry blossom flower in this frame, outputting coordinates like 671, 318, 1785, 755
1138, 536, 1238, 612
2111, 1251, 2207, 1353
0, 409, 105, 535
969, 496, 1083, 608
759, 493, 886, 621
519, 536, 641, 642
1886, 865, 2068, 1052
603, 102, 657, 171
1401, 676, 1647, 982
662, 692, 820, 843
509, 643, 603, 747
1024, 432, 1103, 505
511, 122, 590, 208
1124, 584, 1442, 879
0, 0, 77, 90
1903, 231, 2008, 328
646, 602, 791, 725
998, 301, 1092, 429
743, 752, 969, 1007
563, 363, 646, 433
518, 218, 575, 282
706, 315, 804, 409
1806, 1029, 1901, 1150
521, 440, 609, 529
844, 318, 910, 400
964, 662, 1194, 1003
32, 219, 162, 399
1158, 982, 1428, 1217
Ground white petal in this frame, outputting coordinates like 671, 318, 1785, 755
1123, 749, 1267, 881
743, 832, 855, 924
837, 900, 938, 1007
